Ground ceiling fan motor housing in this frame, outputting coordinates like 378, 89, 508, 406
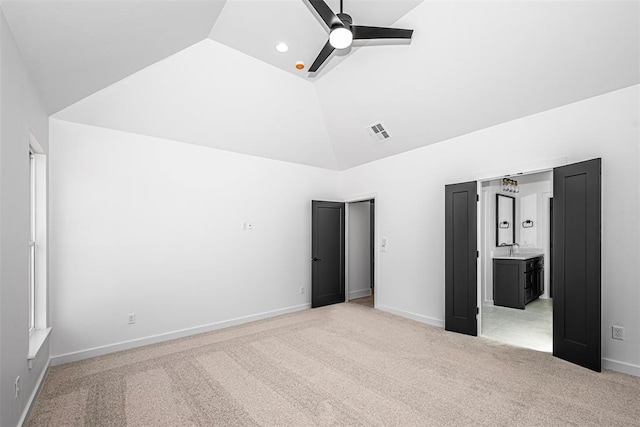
336, 13, 353, 28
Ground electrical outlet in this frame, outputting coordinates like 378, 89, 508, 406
300, 287, 304, 294
128, 313, 136, 324
14, 376, 20, 398
612, 325, 624, 340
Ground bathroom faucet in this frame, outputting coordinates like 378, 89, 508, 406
499, 242, 519, 256
510, 242, 520, 256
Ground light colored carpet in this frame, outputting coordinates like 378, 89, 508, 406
29, 304, 640, 426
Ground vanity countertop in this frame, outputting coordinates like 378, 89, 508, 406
493, 253, 543, 261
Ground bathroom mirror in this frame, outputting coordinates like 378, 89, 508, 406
496, 194, 515, 246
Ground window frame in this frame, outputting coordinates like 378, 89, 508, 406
29, 150, 36, 332
28, 134, 48, 333
28, 134, 51, 364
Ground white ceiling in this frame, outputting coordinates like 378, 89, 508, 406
209, 0, 422, 78
1, 0, 226, 114
3, 0, 640, 169
316, 0, 640, 169
54, 39, 339, 169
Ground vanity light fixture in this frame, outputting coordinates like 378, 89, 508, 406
275, 42, 290, 53
501, 178, 519, 193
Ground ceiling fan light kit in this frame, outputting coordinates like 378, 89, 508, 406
307, 0, 414, 72
329, 27, 353, 49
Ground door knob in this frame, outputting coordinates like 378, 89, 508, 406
311, 257, 322, 262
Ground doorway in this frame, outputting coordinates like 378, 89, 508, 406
311, 196, 377, 309
347, 199, 375, 308
480, 171, 553, 353
445, 158, 602, 372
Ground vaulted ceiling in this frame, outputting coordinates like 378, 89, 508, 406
2, 0, 638, 170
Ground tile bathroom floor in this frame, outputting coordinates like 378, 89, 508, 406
481, 298, 552, 353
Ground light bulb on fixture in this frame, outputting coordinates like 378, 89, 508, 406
329, 27, 353, 49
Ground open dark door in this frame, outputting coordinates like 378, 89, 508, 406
370, 200, 375, 291
312, 201, 345, 308
553, 158, 601, 372
445, 181, 478, 336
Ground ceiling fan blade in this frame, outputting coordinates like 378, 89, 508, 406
309, 40, 335, 72
352, 26, 413, 40
308, 0, 342, 29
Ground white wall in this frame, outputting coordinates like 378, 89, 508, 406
49, 120, 341, 361
340, 85, 640, 375
0, 9, 50, 427
348, 201, 371, 300
515, 172, 552, 249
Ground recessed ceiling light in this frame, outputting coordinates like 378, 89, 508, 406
275, 42, 289, 53
296, 61, 305, 70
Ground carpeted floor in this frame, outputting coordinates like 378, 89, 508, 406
29, 303, 640, 426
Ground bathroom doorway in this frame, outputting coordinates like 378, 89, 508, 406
479, 170, 554, 352
446, 158, 601, 371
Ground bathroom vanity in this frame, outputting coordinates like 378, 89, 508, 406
493, 254, 544, 309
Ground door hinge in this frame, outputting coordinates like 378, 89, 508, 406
476, 194, 479, 202
477, 251, 479, 258
477, 307, 480, 315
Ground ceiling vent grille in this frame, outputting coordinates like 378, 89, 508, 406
366, 123, 391, 142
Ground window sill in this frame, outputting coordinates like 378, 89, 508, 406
28, 327, 51, 369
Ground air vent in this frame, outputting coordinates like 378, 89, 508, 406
366, 123, 391, 142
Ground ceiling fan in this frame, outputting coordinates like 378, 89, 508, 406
306, 0, 414, 72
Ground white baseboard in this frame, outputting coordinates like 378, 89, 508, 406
349, 288, 371, 300
602, 357, 640, 377
376, 305, 444, 328
51, 303, 311, 366
18, 357, 50, 427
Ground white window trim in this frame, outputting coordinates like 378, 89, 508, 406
29, 151, 36, 332
28, 133, 49, 364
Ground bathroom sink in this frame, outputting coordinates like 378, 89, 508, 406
493, 253, 543, 260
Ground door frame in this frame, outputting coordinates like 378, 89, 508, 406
343, 193, 379, 308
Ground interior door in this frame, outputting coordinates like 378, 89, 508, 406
370, 200, 375, 290
553, 158, 601, 372
550, 198, 554, 298
445, 181, 478, 336
311, 201, 345, 308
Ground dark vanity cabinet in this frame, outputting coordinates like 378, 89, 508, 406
493, 256, 544, 309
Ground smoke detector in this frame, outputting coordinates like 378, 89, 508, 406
366, 123, 391, 142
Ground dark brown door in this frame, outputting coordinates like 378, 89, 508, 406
553, 158, 601, 371
312, 201, 345, 308
445, 181, 478, 336
550, 198, 554, 298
